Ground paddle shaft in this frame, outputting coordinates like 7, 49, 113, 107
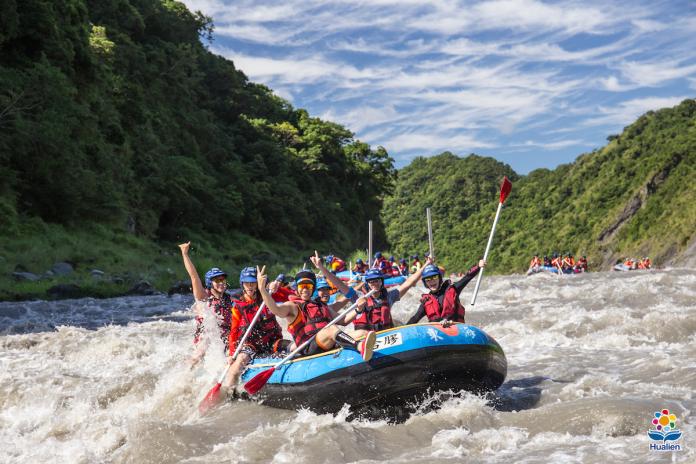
270, 289, 377, 371
368, 220, 373, 268
426, 208, 434, 260
470, 200, 503, 306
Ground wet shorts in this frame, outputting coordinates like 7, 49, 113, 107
298, 337, 335, 357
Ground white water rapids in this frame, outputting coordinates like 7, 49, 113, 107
1, 268, 694, 463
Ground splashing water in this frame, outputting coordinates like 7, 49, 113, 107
1, 269, 694, 463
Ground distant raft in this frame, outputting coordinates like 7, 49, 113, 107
240, 323, 507, 415
528, 266, 585, 275
335, 270, 406, 287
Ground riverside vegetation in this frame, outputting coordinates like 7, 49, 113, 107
1, 1, 694, 300
383, 99, 696, 274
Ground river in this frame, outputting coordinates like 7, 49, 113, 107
1, 268, 694, 463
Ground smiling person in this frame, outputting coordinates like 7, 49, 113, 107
178, 242, 234, 364
222, 266, 286, 395
406, 259, 486, 327
257, 265, 376, 362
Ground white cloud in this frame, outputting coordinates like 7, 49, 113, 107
519, 139, 588, 150
382, 131, 494, 153
617, 60, 696, 87
587, 96, 692, 127
180, 0, 696, 171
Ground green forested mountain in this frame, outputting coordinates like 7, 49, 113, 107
383, 99, 696, 273
0, 0, 395, 249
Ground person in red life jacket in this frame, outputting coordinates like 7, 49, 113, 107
222, 266, 287, 394
543, 255, 551, 267
267, 273, 296, 302
353, 258, 369, 274
257, 266, 377, 361
325, 254, 347, 273
562, 253, 575, 271
178, 242, 234, 366
337, 260, 432, 337
529, 255, 541, 268
398, 258, 409, 276
406, 259, 486, 327
575, 256, 588, 272
638, 257, 651, 269
314, 278, 353, 316
551, 253, 562, 273
410, 254, 422, 273
372, 252, 390, 275
526, 254, 542, 275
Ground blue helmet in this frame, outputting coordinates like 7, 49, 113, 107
400, 258, 406, 264
275, 273, 287, 283
411, 254, 419, 259
374, 252, 382, 259
421, 264, 442, 280
356, 258, 364, 264
325, 255, 334, 265
389, 255, 395, 261
364, 269, 384, 282
316, 279, 331, 291
204, 267, 227, 288
239, 266, 257, 284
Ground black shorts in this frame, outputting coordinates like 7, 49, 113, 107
298, 337, 334, 357
242, 339, 292, 358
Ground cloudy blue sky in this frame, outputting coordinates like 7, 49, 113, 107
181, 0, 695, 174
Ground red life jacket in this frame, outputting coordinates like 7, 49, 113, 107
375, 258, 389, 274
353, 291, 393, 331
232, 296, 283, 353
332, 257, 347, 272
353, 263, 368, 273
420, 281, 465, 323
287, 298, 332, 346
390, 265, 400, 277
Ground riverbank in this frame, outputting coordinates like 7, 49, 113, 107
0, 220, 315, 301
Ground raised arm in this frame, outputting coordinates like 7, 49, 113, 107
396, 256, 433, 298
310, 251, 353, 297
178, 242, 206, 301
453, 259, 486, 292
256, 265, 297, 319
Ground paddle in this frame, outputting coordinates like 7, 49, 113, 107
198, 301, 267, 415
368, 219, 373, 268
244, 289, 377, 395
426, 207, 434, 260
470, 176, 512, 306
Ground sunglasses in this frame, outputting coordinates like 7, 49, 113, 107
366, 279, 382, 285
297, 282, 314, 291
424, 276, 440, 283
211, 277, 227, 284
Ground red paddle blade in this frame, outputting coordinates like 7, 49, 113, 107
499, 176, 512, 204
244, 367, 275, 395
198, 382, 223, 415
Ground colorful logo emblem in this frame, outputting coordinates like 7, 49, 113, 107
648, 409, 683, 451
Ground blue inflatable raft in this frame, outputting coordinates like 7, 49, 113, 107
240, 323, 507, 415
